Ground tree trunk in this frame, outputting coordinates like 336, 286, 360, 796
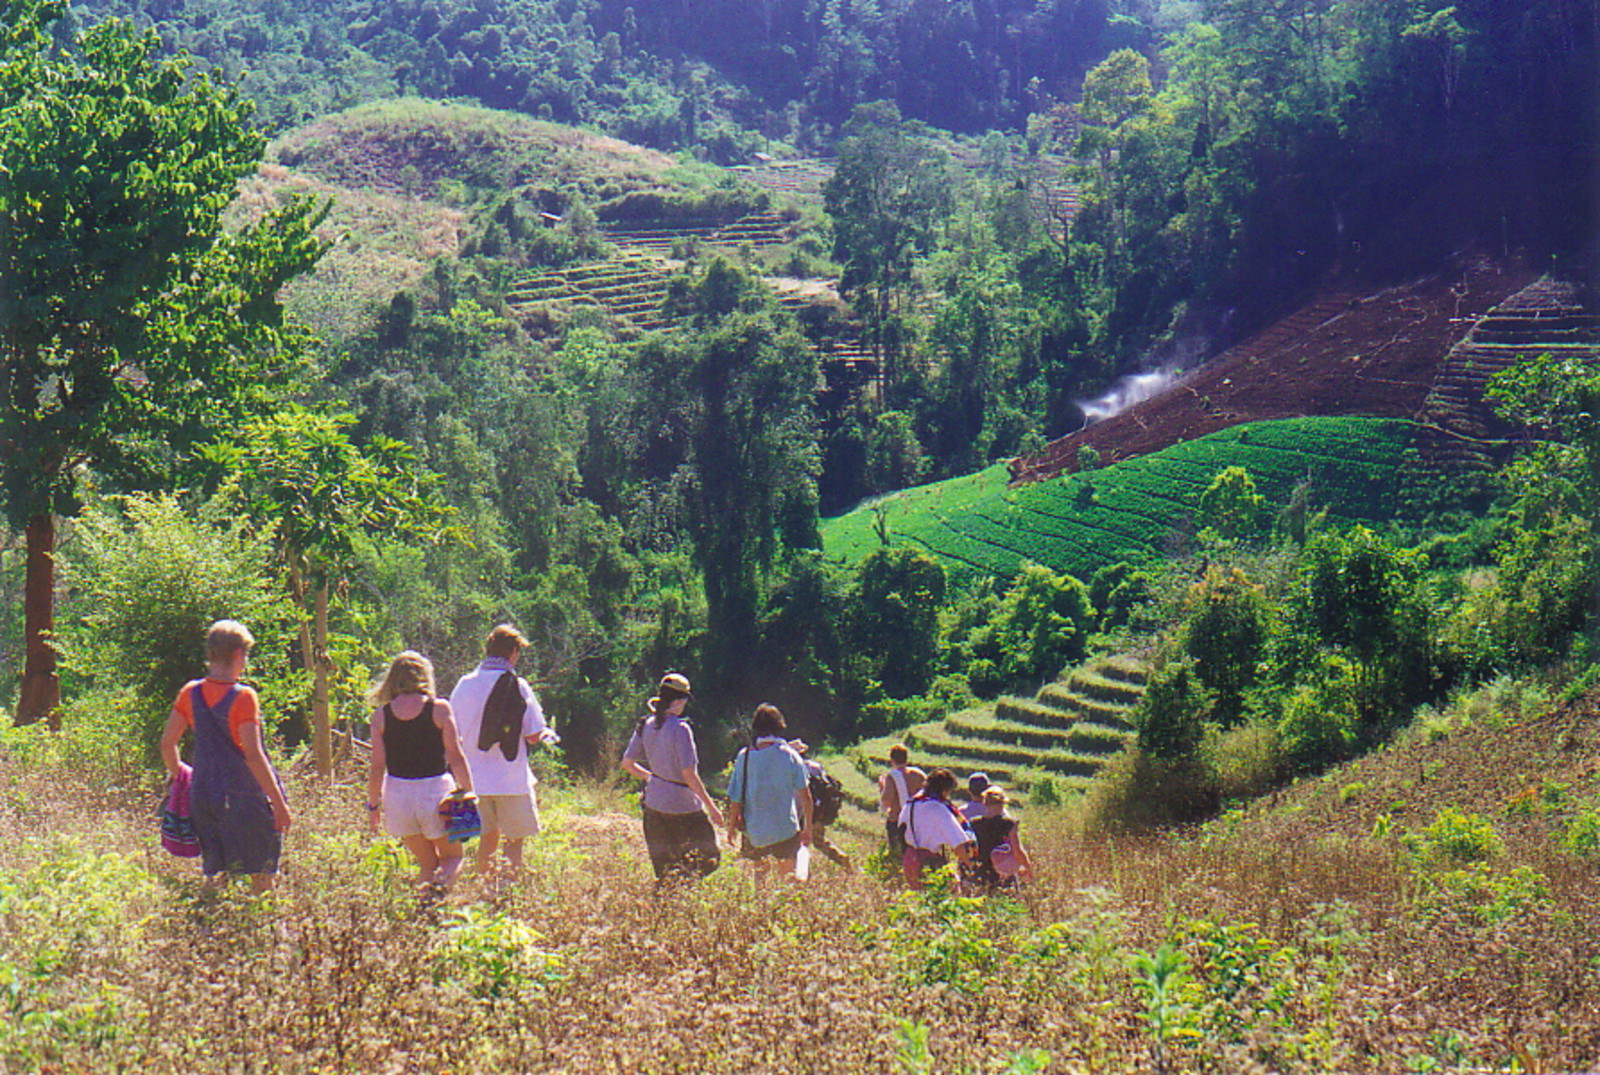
17, 513, 59, 727
313, 582, 332, 778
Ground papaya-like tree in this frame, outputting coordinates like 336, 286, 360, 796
0, 0, 326, 724
203, 409, 454, 778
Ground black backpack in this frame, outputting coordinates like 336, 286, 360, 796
809, 768, 845, 826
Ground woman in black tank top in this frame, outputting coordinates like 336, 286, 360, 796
366, 651, 475, 891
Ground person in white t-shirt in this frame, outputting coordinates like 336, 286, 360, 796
449, 624, 557, 880
898, 768, 974, 890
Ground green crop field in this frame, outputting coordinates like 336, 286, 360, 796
821, 416, 1423, 579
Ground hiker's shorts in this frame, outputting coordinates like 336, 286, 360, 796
478, 792, 541, 839
383, 773, 455, 840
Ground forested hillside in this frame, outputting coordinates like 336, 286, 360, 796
3, 0, 1597, 777
6, 2, 1600, 1070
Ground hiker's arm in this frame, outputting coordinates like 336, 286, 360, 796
683, 767, 725, 829
879, 774, 896, 816
367, 709, 386, 834
796, 785, 814, 844
434, 702, 475, 795
240, 720, 292, 834
159, 709, 184, 781
621, 757, 652, 781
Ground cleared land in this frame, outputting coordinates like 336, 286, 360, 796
1011, 258, 1536, 483
823, 415, 1423, 580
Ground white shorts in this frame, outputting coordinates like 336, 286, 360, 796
478, 792, 540, 839
383, 773, 455, 839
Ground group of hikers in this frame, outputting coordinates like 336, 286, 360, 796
159, 620, 1034, 897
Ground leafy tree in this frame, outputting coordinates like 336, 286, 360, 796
824, 101, 953, 402
851, 547, 947, 700
203, 409, 453, 776
1199, 466, 1266, 540
1182, 566, 1267, 725
55, 492, 298, 760
620, 263, 820, 716
1277, 652, 1358, 773
1288, 526, 1432, 729
0, 2, 325, 724
992, 562, 1096, 682
1135, 657, 1212, 761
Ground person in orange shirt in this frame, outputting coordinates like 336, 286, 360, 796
160, 621, 292, 895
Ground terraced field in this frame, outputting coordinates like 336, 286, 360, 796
505, 255, 680, 330
816, 654, 1147, 820
822, 416, 1423, 579
598, 211, 796, 255
1412, 277, 1600, 471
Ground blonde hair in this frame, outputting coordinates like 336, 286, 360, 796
983, 787, 1011, 810
369, 650, 436, 707
206, 620, 255, 662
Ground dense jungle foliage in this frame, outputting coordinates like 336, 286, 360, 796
1, 0, 1596, 796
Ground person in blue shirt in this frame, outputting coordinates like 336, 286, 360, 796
726, 704, 813, 886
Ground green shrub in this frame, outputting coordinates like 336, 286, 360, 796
1198, 466, 1265, 540
1277, 654, 1358, 773
55, 493, 300, 762
1562, 804, 1600, 859
432, 905, 567, 1000
991, 562, 1095, 681
1136, 658, 1213, 761
1183, 567, 1267, 726
1410, 808, 1505, 865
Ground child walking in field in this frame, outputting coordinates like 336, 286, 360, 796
160, 620, 292, 895
968, 787, 1034, 892
366, 651, 476, 893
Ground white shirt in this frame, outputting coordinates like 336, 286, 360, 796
898, 797, 972, 853
450, 659, 549, 796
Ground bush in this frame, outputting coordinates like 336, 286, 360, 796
1198, 466, 1265, 540
1201, 720, 1280, 802
1276, 653, 1359, 773
55, 493, 300, 762
1410, 807, 1505, 865
991, 562, 1095, 681
1082, 748, 1217, 832
1135, 657, 1213, 761
1182, 567, 1267, 726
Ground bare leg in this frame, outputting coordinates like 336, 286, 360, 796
433, 838, 465, 888
476, 828, 501, 877
248, 873, 276, 896
403, 833, 440, 885
502, 837, 525, 873
814, 827, 852, 868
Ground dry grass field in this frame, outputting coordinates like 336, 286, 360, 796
4, 685, 1599, 1074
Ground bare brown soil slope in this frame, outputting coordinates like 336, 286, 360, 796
1011, 258, 1534, 482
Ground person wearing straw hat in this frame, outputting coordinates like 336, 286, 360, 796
969, 786, 1034, 892
621, 673, 725, 884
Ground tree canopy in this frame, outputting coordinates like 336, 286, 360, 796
0, 0, 326, 722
